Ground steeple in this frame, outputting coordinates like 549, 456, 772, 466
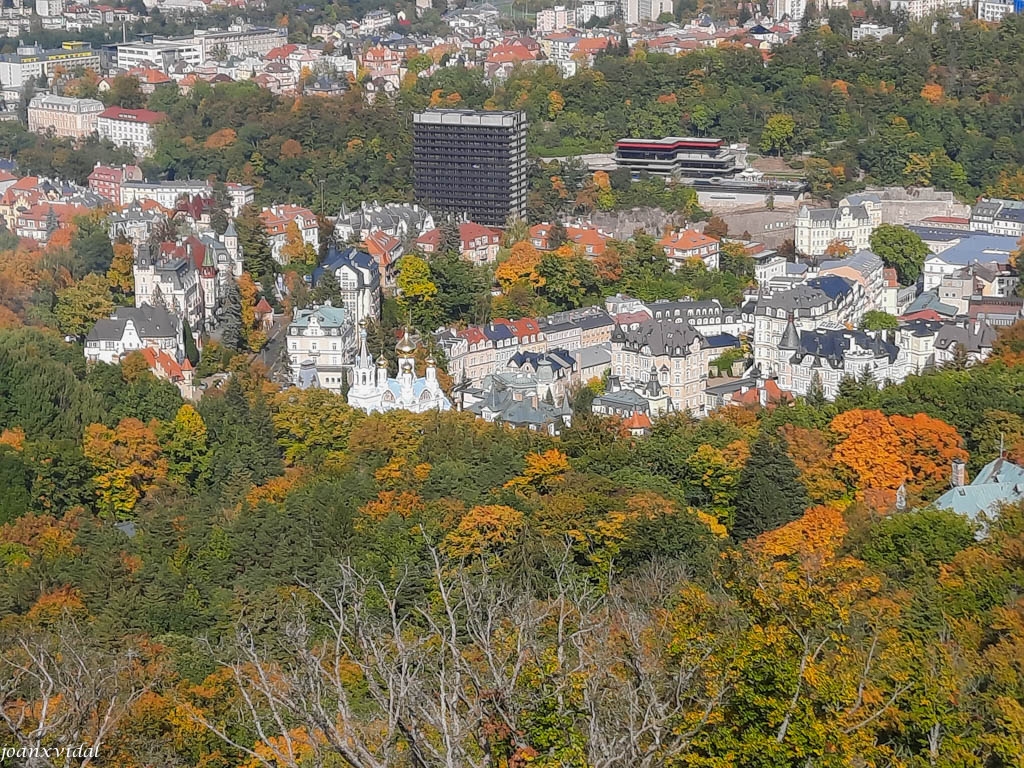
779, 313, 800, 350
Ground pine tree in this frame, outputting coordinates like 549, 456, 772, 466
220, 279, 244, 351
547, 220, 568, 249
235, 204, 276, 284
182, 320, 199, 365
732, 435, 809, 540
806, 371, 826, 407
438, 218, 461, 257
311, 269, 343, 307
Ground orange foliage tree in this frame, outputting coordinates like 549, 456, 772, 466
830, 409, 967, 507
495, 241, 543, 291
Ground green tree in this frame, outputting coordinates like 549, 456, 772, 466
54, 274, 115, 339
869, 224, 929, 285
161, 404, 211, 487
311, 269, 344, 308
182, 320, 199, 366
220, 278, 244, 351
546, 220, 568, 249
860, 310, 900, 331
71, 213, 114, 275
235, 204, 276, 293
759, 113, 797, 155
437, 218, 462, 256
732, 434, 809, 540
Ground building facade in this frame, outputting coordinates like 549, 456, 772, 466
413, 109, 528, 227
27, 95, 104, 138
286, 304, 355, 392
795, 198, 881, 256
96, 107, 167, 155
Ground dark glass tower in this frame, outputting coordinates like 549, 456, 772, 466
413, 109, 527, 227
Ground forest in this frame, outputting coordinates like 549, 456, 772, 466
2, 322, 1024, 766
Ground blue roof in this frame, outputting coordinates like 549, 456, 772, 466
704, 332, 740, 348
483, 323, 514, 341
806, 274, 854, 301
929, 234, 1019, 267
313, 245, 380, 288
934, 457, 1024, 520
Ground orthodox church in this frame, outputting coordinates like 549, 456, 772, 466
347, 324, 452, 414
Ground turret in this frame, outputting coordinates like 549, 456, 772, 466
425, 354, 437, 387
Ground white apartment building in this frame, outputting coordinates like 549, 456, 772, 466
775, 324, 911, 400
113, 25, 287, 72
626, 0, 673, 23
970, 198, 1024, 238
27, 95, 104, 138
577, 0, 619, 20
287, 304, 356, 393
0, 42, 100, 90
753, 275, 864, 378
852, 23, 893, 40
610, 319, 721, 415
96, 107, 166, 155
976, 0, 1015, 21
795, 197, 881, 257
119, 180, 252, 215
536, 6, 575, 32
889, 0, 967, 19
817, 250, 886, 311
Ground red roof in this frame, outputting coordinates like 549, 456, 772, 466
139, 347, 183, 382
126, 67, 172, 84
659, 228, 718, 253
623, 412, 652, 431
98, 106, 167, 124
254, 297, 273, 314
265, 43, 299, 60
922, 216, 970, 225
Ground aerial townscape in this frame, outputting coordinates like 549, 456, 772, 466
4, 0, 1024, 764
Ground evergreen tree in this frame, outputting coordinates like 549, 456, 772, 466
732, 435, 809, 540
45, 206, 59, 238
311, 269, 343, 307
546, 220, 568, 249
220, 279, 244, 351
805, 371, 826, 407
235, 204, 276, 289
438, 218, 462, 257
182, 320, 199, 365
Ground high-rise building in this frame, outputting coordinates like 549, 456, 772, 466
413, 109, 527, 228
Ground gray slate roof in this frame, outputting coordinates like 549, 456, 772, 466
86, 304, 179, 342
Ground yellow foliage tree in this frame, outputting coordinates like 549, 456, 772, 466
443, 504, 524, 559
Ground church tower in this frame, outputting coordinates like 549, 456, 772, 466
347, 319, 380, 411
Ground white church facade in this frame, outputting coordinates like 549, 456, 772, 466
346, 325, 452, 414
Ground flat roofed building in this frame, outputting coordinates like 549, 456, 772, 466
413, 109, 527, 228
614, 137, 741, 178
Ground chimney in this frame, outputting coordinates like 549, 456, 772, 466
951, 458, 966, 488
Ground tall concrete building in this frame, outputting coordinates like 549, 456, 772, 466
413, 109, 527, 228
625, 0, 673, 24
